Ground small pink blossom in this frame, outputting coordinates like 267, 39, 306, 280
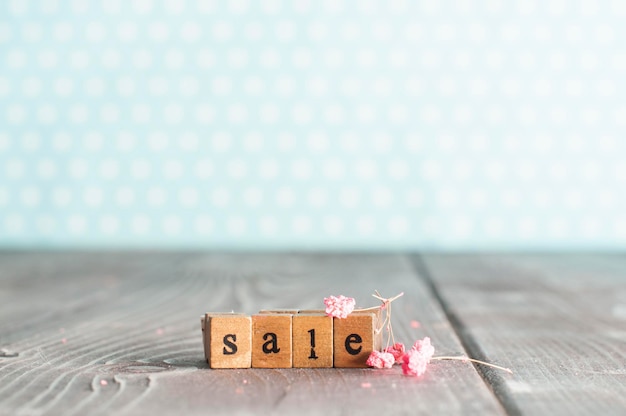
366, 350, 395, 369
402, 349, 430, 376
412, 337, 435, 361
324, 295, 356, 319
384, 343, 406, 364
402, 337, 435, 377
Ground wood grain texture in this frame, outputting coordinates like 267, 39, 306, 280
419, 253, 626, 416
0, 252, 503, 415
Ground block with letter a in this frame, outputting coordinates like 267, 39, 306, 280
252, 314, 293, 368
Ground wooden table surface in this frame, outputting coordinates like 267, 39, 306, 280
1, 252, 624, 415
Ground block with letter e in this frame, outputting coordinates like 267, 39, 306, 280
333, 311, 382, 368
293, 313, 333, 368
252, 314, 292, 368
204, 313, 251, 369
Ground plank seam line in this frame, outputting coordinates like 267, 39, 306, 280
409, 254, 522, 416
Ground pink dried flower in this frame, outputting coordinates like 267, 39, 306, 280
402, 349, 430, 376
366, 350, 395, 369
384, 343, 406, 364
412, 337, 435, 361
402, 337, 435, 377
324, 295, 356, 319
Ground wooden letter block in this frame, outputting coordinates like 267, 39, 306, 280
333, 312, 380, 368
201, 316, 210, 362
252, 314, 292, 368
297, 309, 325, 314
205, 313, 251, 369
259, 309, 299, 314
292, 313, 333, 368
354, 308, 383, 349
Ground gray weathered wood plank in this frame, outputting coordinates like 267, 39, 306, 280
0, 252, 503, 415
418, 253, 626, 416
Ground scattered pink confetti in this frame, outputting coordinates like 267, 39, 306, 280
243, 379, 248, 384
156, 328, 164, 335
410, 320, 420, 329
360, 382, 372, 388
59, 328, 65, 333
384, 343, 406, 364
366, 350, 395, 369
235, 388, 244, 394
61, 338, 67, 344
100, 380, 108, 386
323, 295, 356, 319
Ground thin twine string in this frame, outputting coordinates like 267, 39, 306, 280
432, 356, 513, 374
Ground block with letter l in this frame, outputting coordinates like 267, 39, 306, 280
293, 313, 333, 368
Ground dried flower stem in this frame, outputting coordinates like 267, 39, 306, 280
432, 356, 513, 374
375, 291, 403, 349
372, 292, 404, 304
387, 301, 395, 346
354, 292, 404, 315
353, 292, 404, 349
374, 290, 390, 347
355, 305, 383, 312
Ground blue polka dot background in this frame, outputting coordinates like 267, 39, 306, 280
1, 0, 625, 249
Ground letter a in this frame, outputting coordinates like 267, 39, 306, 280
262, 332, 281, 354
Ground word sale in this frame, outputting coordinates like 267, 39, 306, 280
201, 309, 382, 368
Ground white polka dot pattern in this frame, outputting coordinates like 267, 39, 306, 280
1, 1, 625, 248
